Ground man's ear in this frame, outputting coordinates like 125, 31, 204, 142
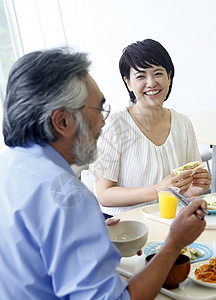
51, 108, 76, 137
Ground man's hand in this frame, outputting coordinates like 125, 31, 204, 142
166, 197, 206, 252
105, 218, 120, 226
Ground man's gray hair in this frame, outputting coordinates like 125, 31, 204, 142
3, 48, 90, 147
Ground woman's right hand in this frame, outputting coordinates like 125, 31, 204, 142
158, 171, 193, 194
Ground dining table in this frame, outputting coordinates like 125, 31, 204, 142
115, 204, 216, 300
185, 111, 216, 193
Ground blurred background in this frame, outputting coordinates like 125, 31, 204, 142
1, 0, 216, 153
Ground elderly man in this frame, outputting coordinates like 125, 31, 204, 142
0, 48, 207, 299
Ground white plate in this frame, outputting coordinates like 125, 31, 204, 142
140, 204, 216, 229
189, 260, 216, 289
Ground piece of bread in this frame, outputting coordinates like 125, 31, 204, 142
172, 161, 206, 176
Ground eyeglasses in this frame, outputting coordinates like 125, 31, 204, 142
89, 103, 111, 120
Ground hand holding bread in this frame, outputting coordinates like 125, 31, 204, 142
172, 161, 206, 176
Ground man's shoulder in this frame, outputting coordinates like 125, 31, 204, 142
0, 143, 73, 183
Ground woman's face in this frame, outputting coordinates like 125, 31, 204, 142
125, 65, 171, 108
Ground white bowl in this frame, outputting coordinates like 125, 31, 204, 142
108, 220, 148, 257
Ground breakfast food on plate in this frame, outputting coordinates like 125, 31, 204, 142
156, 244, 203, 261
203, 194, 216, 210
195, 258, 216, 283
172, 161, 206, 176
180, 246, 203, 260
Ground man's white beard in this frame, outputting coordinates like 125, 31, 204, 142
73, 134, 99, 166
72, 114, 101, 166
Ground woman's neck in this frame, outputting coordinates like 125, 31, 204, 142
127, 104, 171, 146
128, 103, 167, 129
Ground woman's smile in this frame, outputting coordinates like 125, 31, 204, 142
144, 89, 161, 96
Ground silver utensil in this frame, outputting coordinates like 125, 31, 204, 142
166, 187, 210, 220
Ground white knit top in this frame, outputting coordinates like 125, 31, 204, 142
91, 109, 201, 216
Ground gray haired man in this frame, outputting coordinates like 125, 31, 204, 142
0, 48, 206, 299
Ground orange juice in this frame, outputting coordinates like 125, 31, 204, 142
157, 186, 180, 219
158, 192, 178, 218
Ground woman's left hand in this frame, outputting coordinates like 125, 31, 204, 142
186, 169, 212, 196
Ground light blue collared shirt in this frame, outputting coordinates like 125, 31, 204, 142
0, 143, 130, 299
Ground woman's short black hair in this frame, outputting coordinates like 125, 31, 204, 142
119, 39, 175, 103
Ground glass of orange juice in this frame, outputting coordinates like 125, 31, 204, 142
157, 186, 180, 219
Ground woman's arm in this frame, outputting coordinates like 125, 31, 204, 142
94, 170, 193, 207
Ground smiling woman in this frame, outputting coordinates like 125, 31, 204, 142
90, 38, 211, 217
125, 66, 170, 112
120, 39, 174, 104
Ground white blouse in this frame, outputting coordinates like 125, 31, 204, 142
92, 109, 201, 216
